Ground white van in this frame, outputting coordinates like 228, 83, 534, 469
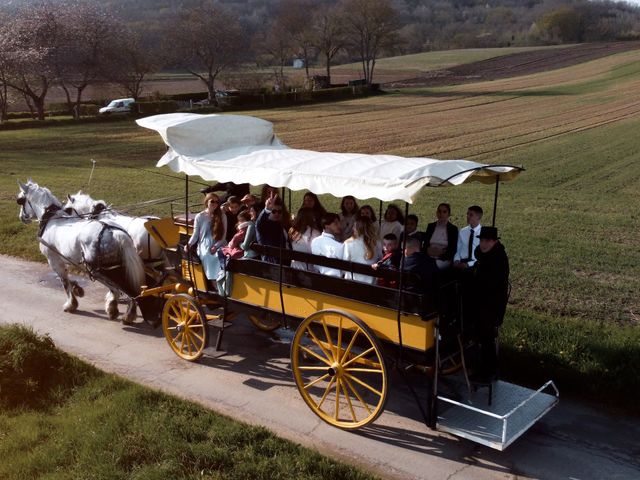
99, 98, 135, 114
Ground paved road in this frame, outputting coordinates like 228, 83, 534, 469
2, 254, 639, 480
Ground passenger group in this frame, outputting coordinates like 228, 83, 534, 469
186, 185, 497, 294
186, 185, 509, 380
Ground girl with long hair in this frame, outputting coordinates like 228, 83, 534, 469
339, 195, 359, 242
300, 191, 327, 230
288, 207, 321, 271
343, 217, 382, 284
380, 204, 404, 242
185, 192, 228, 282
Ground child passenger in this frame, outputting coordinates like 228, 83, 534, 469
221, 210, 256, 259
371, 233, 401, 287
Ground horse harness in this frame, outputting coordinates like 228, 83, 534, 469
36, 202, 133, 280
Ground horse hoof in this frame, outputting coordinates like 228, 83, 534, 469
73, 285, 84, 297
63, 304, 78, 313
121, 318, 134, 326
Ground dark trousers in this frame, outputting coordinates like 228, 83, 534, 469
475, 329, 498, 377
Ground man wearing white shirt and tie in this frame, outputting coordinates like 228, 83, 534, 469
453, 205, 483, 270
311, 213, 344, 277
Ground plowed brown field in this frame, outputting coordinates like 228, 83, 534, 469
386, 41, 640, 88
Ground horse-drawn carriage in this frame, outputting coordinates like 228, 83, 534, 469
16, 113, 558, 451
131, 113, 558, 450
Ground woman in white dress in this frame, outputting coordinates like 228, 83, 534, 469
339, 195, 359, 242
288, 208, 321, 271
380, 204, 404, 242
184, 193, 228, 282
343, 218, 382, 284
358, 204, 379, 238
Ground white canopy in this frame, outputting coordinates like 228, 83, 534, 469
137, 113, 523, 204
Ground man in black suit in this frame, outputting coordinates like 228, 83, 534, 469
200, 182, 250, 203
468, 226, 510, 381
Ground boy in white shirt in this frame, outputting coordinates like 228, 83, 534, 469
311, 213, 344, 277
453, 205, 483, 270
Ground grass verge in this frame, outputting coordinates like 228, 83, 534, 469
500, 309, 640, 413
0, 325, 377, 480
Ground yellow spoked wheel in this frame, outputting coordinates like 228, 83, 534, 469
439, 348, 463, 376
248, 311, 281, 332
162, 294, 209, 361
291, 309, 388, 430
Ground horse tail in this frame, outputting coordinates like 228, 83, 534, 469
115, 230, 145, 295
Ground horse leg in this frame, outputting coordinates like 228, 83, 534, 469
122, 297, 137, 325
105, 290, 119, 320
46, 253, 78, 313
71, 281, 84, 298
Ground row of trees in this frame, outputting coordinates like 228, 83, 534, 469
2, 0, 639, 120
0, 2, 160, 120
0, 0, 401, 121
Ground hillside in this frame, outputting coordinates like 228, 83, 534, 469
4, 0, 640, 51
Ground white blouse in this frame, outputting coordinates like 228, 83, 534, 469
290, 227, 321, 271
343, 237, 382, 284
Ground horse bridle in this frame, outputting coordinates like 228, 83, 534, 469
16, 194, 35, 221
17, 193, 62, 235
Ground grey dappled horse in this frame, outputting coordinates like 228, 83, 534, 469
16, 180, 145, 324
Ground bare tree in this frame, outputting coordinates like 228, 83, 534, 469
276, 0, 317, 80
0, 3, 60, 120
255, 21, 297, 92
54, 3, 120, 119
312, 4, 347, 85
103, 28, 164, 100
340, 0, 399, 84
168, 3, 245, 104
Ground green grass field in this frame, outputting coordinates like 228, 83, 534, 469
0, 325, 377, 480
1, 49, 639, 410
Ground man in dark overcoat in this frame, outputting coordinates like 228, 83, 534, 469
469, 226, 510, 381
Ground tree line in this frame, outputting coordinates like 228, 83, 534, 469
1, 0, 638, 121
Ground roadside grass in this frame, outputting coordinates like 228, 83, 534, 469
1, 49, 639, 409
501, 308, 640, 413
0, 325, 377, 480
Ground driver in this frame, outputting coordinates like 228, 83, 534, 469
467, 226, 510, 382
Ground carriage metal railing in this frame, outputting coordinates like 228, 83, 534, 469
437, 380, 559, 450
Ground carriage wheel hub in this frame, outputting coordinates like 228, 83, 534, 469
328, 362, 342, 378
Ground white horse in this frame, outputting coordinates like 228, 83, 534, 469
64, 191, 167, 269
16, 180, 145, 324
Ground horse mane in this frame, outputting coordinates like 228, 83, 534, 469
65, 191, 109, 216
25, 180, 62, 208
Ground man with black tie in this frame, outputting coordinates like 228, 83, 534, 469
453, 205, 483, 270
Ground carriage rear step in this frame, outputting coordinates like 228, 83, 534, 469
204, 312, 232, 355
436, 380, 558, 451
206, 317, 233, 329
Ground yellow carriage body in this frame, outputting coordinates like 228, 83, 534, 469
143, 217, 435, 353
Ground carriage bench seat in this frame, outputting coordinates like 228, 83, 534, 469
228, 245, 439, 319
173, 214, 195, 227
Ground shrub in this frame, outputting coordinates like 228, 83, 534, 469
168, 92, 208, 102
137, 100, 179, 115
0, 324, 97, 410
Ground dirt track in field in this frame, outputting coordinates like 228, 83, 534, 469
385, 41, 640, 88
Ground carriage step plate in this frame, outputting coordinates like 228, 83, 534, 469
207, 319, 233, 329
437, 380, 559, 451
